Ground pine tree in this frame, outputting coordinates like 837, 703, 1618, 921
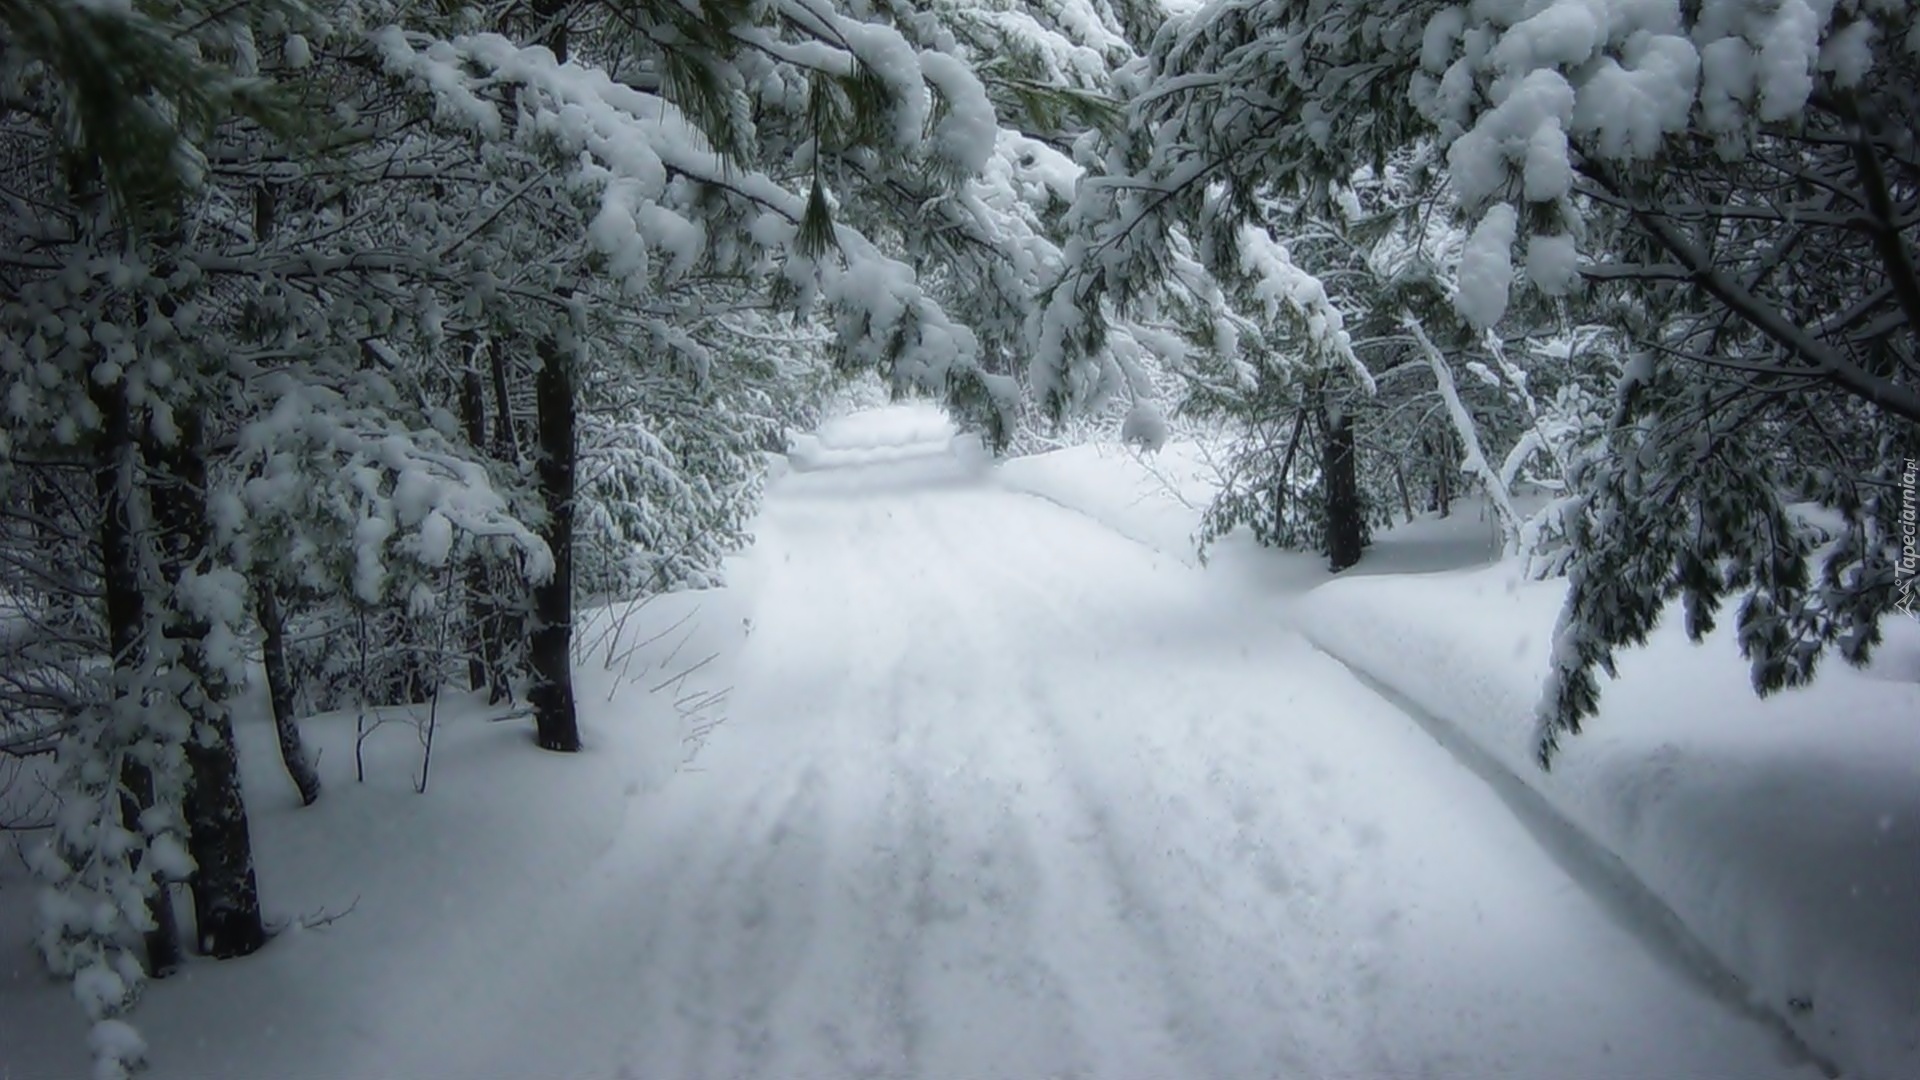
1056, 0, 1919, 757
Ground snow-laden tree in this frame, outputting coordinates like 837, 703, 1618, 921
0, 1, 564, 1071
574, 308, 829, 601
369, 0, 991, 746
1412, 0, 1920, 760
0, 2, 312, 1071
716, 0, 1216, 450
1028, 7, 1419, 569
1060, 0, 1919, 758
1173, 206, 1380, 569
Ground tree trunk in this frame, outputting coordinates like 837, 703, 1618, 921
1393, 455, 1416, 523
458, 365, 508, 697
147, 414, 266, 959
256, 582, 320, 806
181, 714, 268, 958
1429, 432, 1453, 517
247, 171, 320, 810
1321, 400, 1365, 573
485, 337, 523, 704
1272, 409, 1308, 544
530, 333, 580, 752
90, 377, 182, 977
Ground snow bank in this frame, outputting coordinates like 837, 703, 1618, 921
1297, 564, 1920, 1080
786, 401, 966, 473
993, 441, 1214, 564
786, 436, 955, 472
812, 400, 954, 450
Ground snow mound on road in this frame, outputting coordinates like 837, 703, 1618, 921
1297, 564, 1920, 1080
814, 401, 954, 451
786, 403, 964, 473
993, 441, 1214, 564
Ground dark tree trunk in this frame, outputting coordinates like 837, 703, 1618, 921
485, 337, 524, 704
247, 174, 320, 810
256, 582, 320, 806
487, 337, 520, 462
460, 365, 488, 696
1321, 401, 1365, 573
530, 334, 580, 752
458, 366, 508, 698
1272, 409, 1307, 543
147, 414, 266, 960
90, 377, 182, 977
181, 720, 267, 958
1393, 455, 1416, 523
1432, 431, 1453, 517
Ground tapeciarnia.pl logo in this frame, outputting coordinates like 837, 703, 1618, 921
1899, 458, 1917, 617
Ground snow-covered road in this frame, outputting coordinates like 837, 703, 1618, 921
420, 422, 1817, 1080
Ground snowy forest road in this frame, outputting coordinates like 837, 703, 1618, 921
435, 429, 1821, 1080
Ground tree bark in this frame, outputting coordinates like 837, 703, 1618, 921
90, 376, 183, 977
147, 414, 266, 959
256, 582, 320, 806
247, 170, 320, 810
1320, 399, 1365, 573
1428, 432, 1453, 517
486, 337, 520, 461
1272, 409, 1307, 544
530, 333, 580, 752
458, 365, 509, 699
485, 336, 524, 704
1393, 455, 1416, 523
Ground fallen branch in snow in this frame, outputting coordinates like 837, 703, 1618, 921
299, 897, 361, 931
574, 592, 672, 672
678, 685, 731, 764
651, 651, 717, 695
600, 613, 706, 701
268, 896, 363, 937
1126, 441, 1203, 513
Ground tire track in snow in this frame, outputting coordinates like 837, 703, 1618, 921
924, 493, 1399, 1077
631, 495, 884, 1080
876, 500, 1112, 1079
677, 761, 832, 1080
847, 498, 1096, 1078
743, 497, 930, 1080
904, 496, 1261, 1079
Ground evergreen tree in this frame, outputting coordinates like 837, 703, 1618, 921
1050, 0, 1920, 756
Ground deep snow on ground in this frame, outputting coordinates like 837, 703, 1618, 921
985, 428, 1918, 1080
1, 407, 1831, 1079
1300, 564, 1920, 1080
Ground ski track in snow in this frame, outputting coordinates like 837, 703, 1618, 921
393, 426, 1818, 1080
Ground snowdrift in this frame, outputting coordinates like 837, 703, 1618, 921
784, 400, 975, 474
993, 441, 1216, 564
1297, 565, 1920, 1080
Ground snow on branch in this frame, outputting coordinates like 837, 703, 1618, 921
376, 27, 985, 396
232, 384, 552, 603
1236, 226, 1376, 394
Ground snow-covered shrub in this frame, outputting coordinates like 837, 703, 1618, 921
230, 383, 550, 713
